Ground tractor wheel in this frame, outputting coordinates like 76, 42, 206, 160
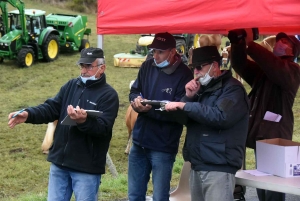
42, 34, 59, 62
17, 48, 35, 67
79, 39, 90, 52
176, 39, 186, 55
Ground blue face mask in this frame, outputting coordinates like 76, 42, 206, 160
81, 75, 96, 84
154, 52, 171, 68
273, 40, 293, 57
80, 68, 100, 84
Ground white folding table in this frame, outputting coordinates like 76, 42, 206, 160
235, 171, 300, 196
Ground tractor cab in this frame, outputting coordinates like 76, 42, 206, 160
9, 9, 46, 38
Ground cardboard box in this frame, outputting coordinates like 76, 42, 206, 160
256, 138, 300, 177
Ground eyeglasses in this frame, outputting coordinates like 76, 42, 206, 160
78, 64, 103, 71
192, 63, 211, 71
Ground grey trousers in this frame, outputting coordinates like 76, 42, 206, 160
189, 170, 235, 201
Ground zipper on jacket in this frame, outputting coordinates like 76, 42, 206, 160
62, 126, 71, 166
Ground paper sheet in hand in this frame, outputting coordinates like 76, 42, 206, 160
263, 111, 282, 122
61, 110, 103, 126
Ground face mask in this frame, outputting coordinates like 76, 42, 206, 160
199, 64, 214, 86
80, 68, 100, 84
273, 40, 293, 57
154, 52, 171, 68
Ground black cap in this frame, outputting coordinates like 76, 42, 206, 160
148, 32, 176, 50
189, 46, 221, 67
77, 48, 104, 64
276, 32, 300, 58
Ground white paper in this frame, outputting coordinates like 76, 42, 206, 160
263, 111, 282, 122
243, 169, 273, 176
61, 110, 103, 126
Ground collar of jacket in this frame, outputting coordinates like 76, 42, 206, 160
76, 73, 106, 87
201, 70, 232, 93
152, 53, 183, 75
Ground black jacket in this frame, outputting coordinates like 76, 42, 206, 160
25, 74, 119, 174
231, 41, 300, 149
182, 71, 249, 174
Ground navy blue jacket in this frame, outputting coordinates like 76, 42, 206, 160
129, 55, 193, 153
182, 71, 249, 174
25, 74, 119, 174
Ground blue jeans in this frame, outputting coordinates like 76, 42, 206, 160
128, 143, 176, 201
47, 163, 101, 201
189, 170, 235, 201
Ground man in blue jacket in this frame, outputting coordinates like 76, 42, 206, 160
165, 46, 249, 201
8, 47, 119, 201
128, 32, 193, 201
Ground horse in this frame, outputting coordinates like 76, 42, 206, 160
41, 120, 58, 154
199, 34, 222, 51
221, 45, 244, 83
124, 80, 138, 154
124, 104, 138, 154
258, 35, 276, 52
221, 35, 276, 83
188, 34, 222, 67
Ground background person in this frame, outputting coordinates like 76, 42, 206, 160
164, 46, 250, 201
230, 30, 300, 201
8, 47, 119, 201
128, 32, 193, 201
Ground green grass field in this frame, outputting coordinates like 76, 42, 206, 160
0, 1, 300, 200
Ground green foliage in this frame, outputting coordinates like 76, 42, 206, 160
66, 0, 97, 13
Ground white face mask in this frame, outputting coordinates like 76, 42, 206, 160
80, 67, 101, 84
273, 40, 293, 57
199, 64, 214, 86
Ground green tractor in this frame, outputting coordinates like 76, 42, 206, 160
114, 34, 199, 67
0, 0, 91, 67
46, 13, 91, 52
0, 15, 4, 36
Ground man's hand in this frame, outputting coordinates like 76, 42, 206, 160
165, 102, 185, 111
8, 110, 28, 129
67, 105, 87, 124
185, 77, 201, 98
131, 95, 152, 112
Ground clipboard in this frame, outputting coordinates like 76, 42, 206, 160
61, 110, 103, 126
141, 100, 170, 106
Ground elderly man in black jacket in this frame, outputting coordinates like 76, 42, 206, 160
165, 46, 250, 201
8, 47, 119, 201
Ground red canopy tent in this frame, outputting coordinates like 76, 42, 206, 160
97, 0, 300, 35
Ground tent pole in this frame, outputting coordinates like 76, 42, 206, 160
97, 35, 104, 49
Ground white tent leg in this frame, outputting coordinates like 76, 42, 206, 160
97, 35, 104, 49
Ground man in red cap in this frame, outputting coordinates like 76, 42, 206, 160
230, 30, 300, 201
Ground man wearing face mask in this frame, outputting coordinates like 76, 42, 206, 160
128, 32, 193, 201
8, 47, 119, 201
230, 30, 300, 201
164, 46, 249, 201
